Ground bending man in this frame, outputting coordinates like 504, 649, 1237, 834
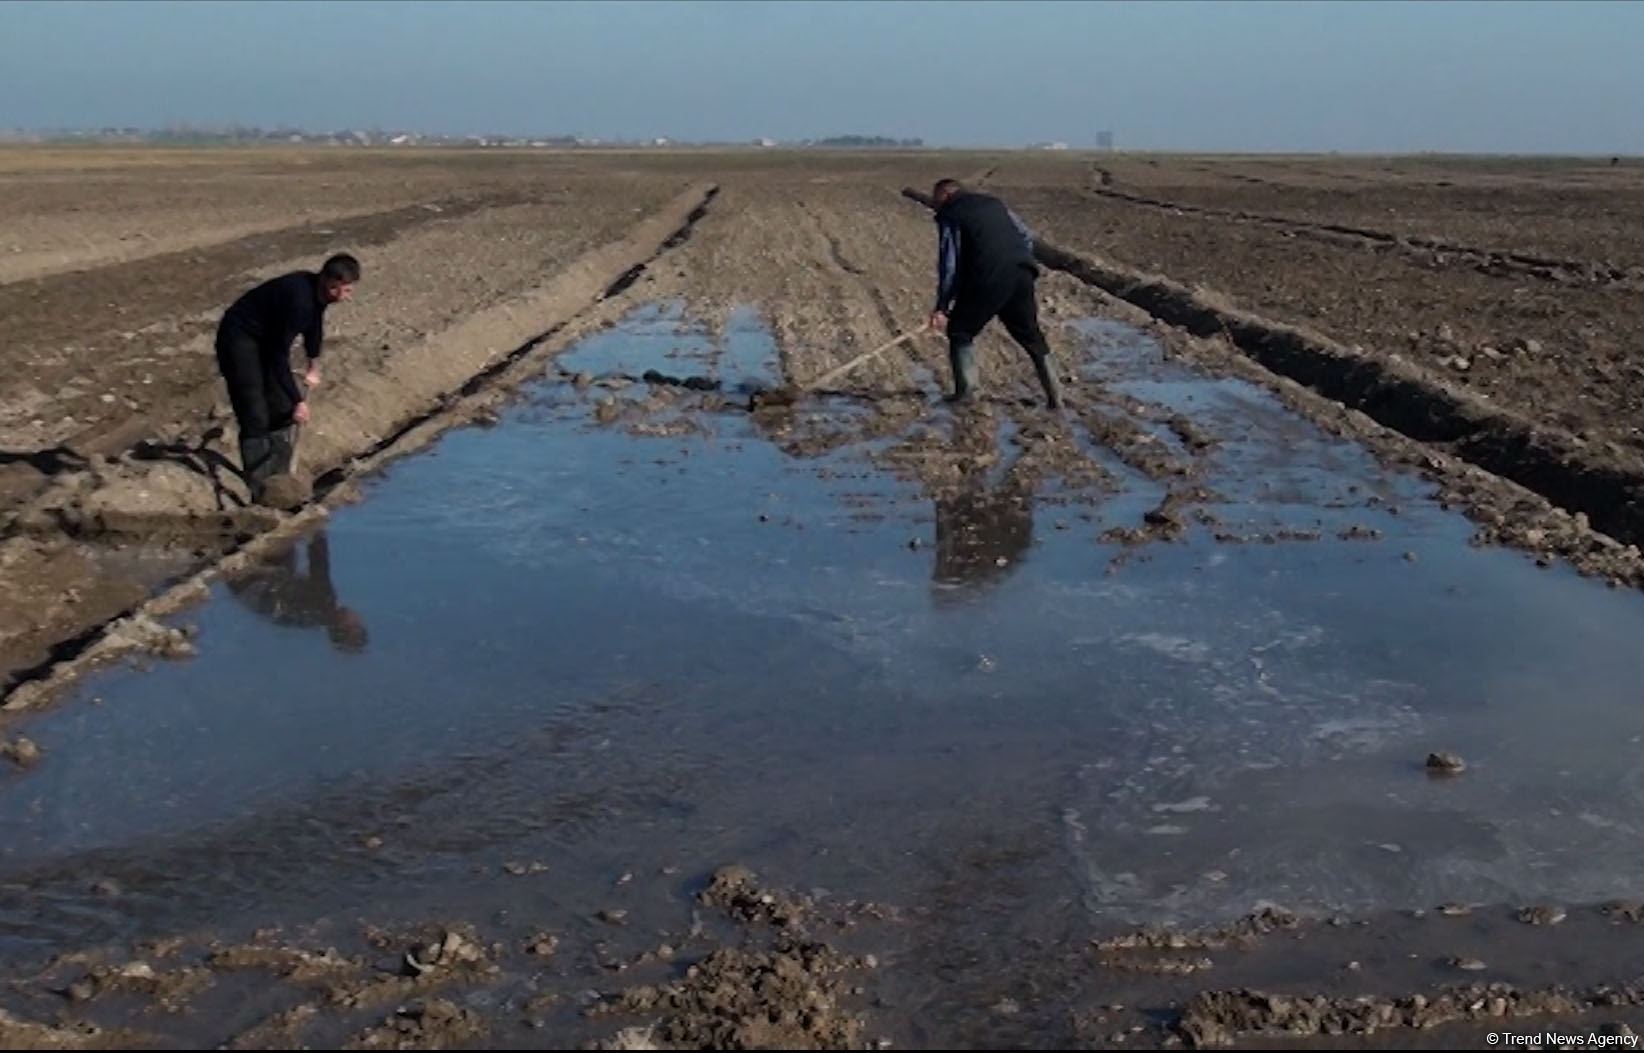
928, 180, 1062, 408
215, 253, 360, 502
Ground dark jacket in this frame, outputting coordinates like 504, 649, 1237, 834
218, 271, 327, 405
934, 192, 1037, 312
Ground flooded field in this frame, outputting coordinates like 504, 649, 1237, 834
5, 305, 1644, 1048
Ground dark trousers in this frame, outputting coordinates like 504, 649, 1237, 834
946, 265, 1063, 406
215, 327, 298, 494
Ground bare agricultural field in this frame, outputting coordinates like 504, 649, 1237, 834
4, 148, 1644, 1050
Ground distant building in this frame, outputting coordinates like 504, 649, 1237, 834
1030, 141, 1070, 151
755, 137, 777, 148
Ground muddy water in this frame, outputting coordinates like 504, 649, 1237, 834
5, 303, 1644, 1046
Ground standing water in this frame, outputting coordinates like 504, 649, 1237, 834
3, 302, 1644, 1046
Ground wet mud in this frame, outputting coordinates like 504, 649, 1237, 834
5, 304, 1644, 1047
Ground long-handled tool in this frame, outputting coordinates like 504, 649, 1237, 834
747, 323, 930, 410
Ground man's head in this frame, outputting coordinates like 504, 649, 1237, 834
328, 607, 369, 653
319, 253, 361, 304
932, 178, 964, 208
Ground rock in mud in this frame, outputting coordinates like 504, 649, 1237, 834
1176, 981, 1629, 1048
210, 942, 361, 984
1094, 907, 1300, 953
403, 929, 485, 977
107, 613, 197, 661
345, 999, 486, 1050
1603, 900, 1644, 923
1516, 904, 1568, 926
574, 371, 596, 389
471, 407, 502, 428
64, 975, 99, 1002
1450, 957, 1488, 971
1101, 955, 1215, 976
591, 937, 865, 1050
592, 1027, 665, 1050
641, 369, 720, 393
1425, 751, 1467, 776
0, 1008, 138, 1049
594, 400, 624, 425
259, 473, 310, 511
1143, 507, 1187, 532
1167, 415, 1218, 451
699, 865, 811, 929
0, 736, 42, 769
59, 959, 212, 1013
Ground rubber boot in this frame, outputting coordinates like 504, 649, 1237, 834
946, 340, 980, 403
267, 425, 298, 477
1031, 351, 1065, 410
239, 434, 275, 501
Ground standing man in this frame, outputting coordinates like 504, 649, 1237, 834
215, 253, 360, 502
927, 180, 1063, 408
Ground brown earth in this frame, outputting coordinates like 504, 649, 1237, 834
11, 149, 1644, 1052
990, 154, 1644, 464
7, 866, 1644, 1050
5, 146, 1644, 730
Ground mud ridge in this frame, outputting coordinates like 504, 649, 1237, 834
1177, 979, 1644, 1048
313, 186, 719, 496
0, 185, 719, 712
1085, 169, 1633, 287
600, 184, 716, 301
0, 193, 528, 511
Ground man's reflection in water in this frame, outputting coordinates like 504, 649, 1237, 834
932, 481, 1035, 592
226, 531, 368, 652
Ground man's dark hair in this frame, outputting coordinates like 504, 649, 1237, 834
321, 253, 361, 283
933, 178, 963, 198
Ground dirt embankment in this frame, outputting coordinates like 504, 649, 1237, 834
12, 149, 1644, 713
994, 157, 1644, 462
953, 160, 1644, 587
0, 149, 717, 705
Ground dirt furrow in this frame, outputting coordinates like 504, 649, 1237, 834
0, 183, 718, 706
1089, 165, 1635, 287
901, 183, 1644, 589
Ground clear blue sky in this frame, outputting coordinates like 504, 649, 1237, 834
3, 0, 1638, 153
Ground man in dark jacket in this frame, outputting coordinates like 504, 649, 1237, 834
215, 253, 359, 502
927, 180, 1063, 408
